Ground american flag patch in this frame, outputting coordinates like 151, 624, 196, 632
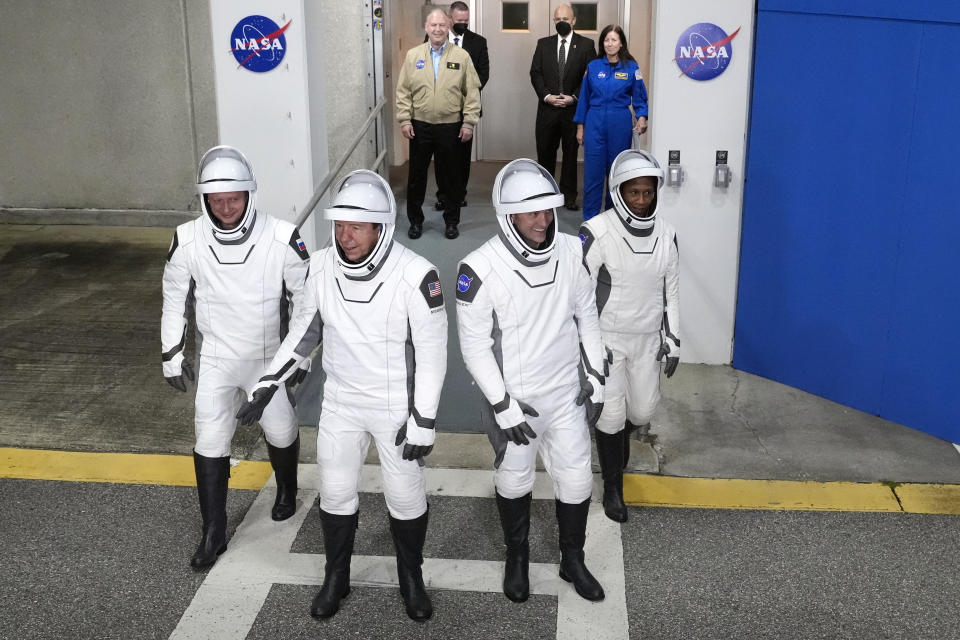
297, 239, 307, 252
427, 281, 442, 297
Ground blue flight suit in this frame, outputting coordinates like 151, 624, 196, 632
573, 58, 648, 220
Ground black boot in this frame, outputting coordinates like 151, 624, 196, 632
556, 499, 605, 601
495, 492, 532, 602
310, 509, 358, 618
389, 510, 433, 621
190, 451, 230, 570
266, 435, 299, 521
595, 431, 628, 523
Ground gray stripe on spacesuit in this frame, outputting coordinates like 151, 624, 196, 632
293, 311, 322, 358
621, 235, 658, 255
335, 278, 384, 302
260, 358, 296, 382
596, 264, 612, 316
512, 261, 559, 288
279, 281, 291, 341
405, 321, 416, 417
661, 281, 679, 343
578, 342, 606, 382
187, 278, 202, 354
411, 407, 435, 430
483, 309, 509, 468
162, 329, 186, 361
207, 243, 256, 265
492, 392, 511, 413
490, 310, 510, 413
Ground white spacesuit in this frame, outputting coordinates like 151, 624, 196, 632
456, 159, 607, 604
579, 148, 680, 523
161, 145, 309, 569
237, 170, 446, 622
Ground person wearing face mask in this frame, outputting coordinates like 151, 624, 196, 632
578, 150, 679, 523
574, 25, 649, 220
456, 159, 608, 605
530, 4, 596, 211
429, 1, 489, 212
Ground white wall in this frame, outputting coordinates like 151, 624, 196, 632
650, 0, 754, 364
208, 1, 317, 233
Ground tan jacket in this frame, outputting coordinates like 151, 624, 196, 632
396, 42, 481, 129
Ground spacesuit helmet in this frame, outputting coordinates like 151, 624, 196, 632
608, 149, 663, 229
196, 145, 258, 241
324, 170, 396, 276
492, 159, 565, 264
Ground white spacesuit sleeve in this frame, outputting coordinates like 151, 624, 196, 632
455, 261, 527, 428
251, 256, 324, 396
406, 267, 448, 425
160, 227, 193, 377
663, 230, 680, 349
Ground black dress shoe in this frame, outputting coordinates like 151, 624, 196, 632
460, 200, 468, 207
565, 201, 580, 211
434, 201, 445, 211
408, 223, 422, 239
444, 224, 459, 239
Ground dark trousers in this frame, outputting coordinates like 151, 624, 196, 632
435, 133, 473, 206
535, 105, 579, 203
407, 120, 463, 226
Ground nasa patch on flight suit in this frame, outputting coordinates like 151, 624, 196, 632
614, 72, 628, 80
635, 69, 643, 80
446, 61, 461, 70
455, 263, 482, 303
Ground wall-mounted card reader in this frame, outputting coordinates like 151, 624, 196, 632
667, 150, 684, 187
714, 150, 732, 188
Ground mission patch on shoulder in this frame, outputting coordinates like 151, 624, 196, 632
289, 230, 309, 260
419, 269, 444, 309
456, 263, 482, 302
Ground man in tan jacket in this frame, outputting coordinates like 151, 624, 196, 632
397, 8, 481, 240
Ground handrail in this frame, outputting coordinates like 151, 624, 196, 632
295, 95, 388, 230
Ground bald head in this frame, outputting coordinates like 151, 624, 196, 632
554, 4, 576, 26
425, 9, 450, 48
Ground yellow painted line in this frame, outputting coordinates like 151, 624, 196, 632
893, 483, 960, 515
623, 474, 903, 512
0, 448, 272, 490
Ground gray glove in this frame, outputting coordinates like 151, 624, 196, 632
165, 360, 195, 393
235, 383, 278, 426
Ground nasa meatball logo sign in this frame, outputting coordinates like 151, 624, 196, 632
230, 15, 292, 72
673, 23, 740, 81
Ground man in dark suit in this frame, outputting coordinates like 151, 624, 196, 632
433, 1, 489, 211
530, 4, 595, 210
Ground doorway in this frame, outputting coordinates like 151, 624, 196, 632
478, 1, 620, 160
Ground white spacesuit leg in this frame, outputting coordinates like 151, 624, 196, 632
316, 404, 369, 516
370, 412, 428, 520
534, 388, 594, 504
595, 336, 628, 435
194, 356, 242, 458
625, 331, 662, 425
494, 425, 543, 500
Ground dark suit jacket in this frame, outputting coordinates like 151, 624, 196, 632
530, 32, 595, 104
423, 31, 489, 89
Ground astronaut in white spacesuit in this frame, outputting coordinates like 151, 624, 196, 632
578, 149, 680, 523
161, 145, 310, 570
236, 170, 447, 622
456, 159, 608, 603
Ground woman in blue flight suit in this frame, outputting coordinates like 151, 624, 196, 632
574, 25, 648, 220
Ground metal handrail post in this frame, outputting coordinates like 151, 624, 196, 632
295, 95, 387, 230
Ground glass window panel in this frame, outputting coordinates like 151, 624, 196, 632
503, 3, 529, 30
572, 3, 598, 31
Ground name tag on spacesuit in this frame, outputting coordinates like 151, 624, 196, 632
614, 72, 628, 80
446, 62, 461, 70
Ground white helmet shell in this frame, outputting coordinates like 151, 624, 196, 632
608, 149, 663, 229
492, 159, 565, 264
324, 170, 396, 277
196, 145, 258, 241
